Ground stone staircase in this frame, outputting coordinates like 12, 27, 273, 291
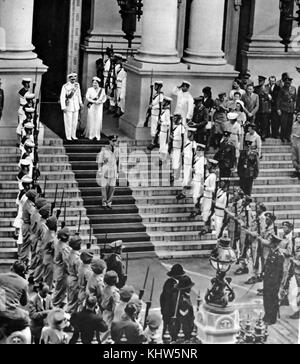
0, 138, 94, 272
126, 139, 300, 259
63, 139, 154, 258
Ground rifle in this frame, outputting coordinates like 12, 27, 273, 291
76, 210, 82, 236
87, 227, 92, 250
153, 100, 163, 146
169, 286, 181, 333
56, 189, 65, 220
144, 70, 154, 127
143, 277, 155, 330
125, 253, 129, 275
51, 184, 58, 215
273, 206, 278, 235
32, 67, 38, 94
168, 116, 174, 155
139, 266, 150, 300
61, 201, 67, 229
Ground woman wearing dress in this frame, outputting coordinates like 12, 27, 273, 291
85, 77, 107, 140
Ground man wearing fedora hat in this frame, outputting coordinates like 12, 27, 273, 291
169, 276, 195, 342
277, 74, 297, 142
160, 264, 190, 335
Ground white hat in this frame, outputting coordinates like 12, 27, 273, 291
227, 112, 239, 120
154, 80, 163, 86
24, 139, 35, 148
68, 73, 77, 78
188, 127, 197, 132
24, 107, 35, 113
109, 240, 123, 249
197, 143, 206, 150
24, 122, 34, 130
182, 80, 191, 87
164, 96, 172, 102
19, 159, 31, 166
92, 76, 101, 83
21, 175, 33, 184
114, 53, 122, 59
236, 100, 244, 108
207, 159, 219, 166
25, 93, 36, 100
22, 78, 32, 83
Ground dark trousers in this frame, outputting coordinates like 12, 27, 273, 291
256, 113, 270, 138
263, 284, 280, 325
239, 177, 254, 196
280, 112, 294, 140
270, 108, 280, 138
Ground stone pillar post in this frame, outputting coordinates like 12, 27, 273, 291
135, 0, 180, 64
183, 0, 226, 65
0, 0, 47, 139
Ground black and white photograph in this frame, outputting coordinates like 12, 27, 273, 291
1, 0, 300, 349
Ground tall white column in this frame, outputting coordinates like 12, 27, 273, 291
135, 0, 180, 64
0, 0, 47, 139
183, 0, 226, 65
0, 0, 35, 58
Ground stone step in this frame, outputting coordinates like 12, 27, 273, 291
82, 195, 136, 205
92, 222, 146, 234
0, 154, 69, 163
79, 187, 133, 197
145, 221, 205, 232
156, 250, 212, 259
262, 153, 291, 161
0, 215, 90, 228
150, 231, 215, 242
95, 231, 151, 245
0, 189, 81, 200
0, 163, 72, 172
258, 168, 294, 177
137, 203, 195, 214
0, 225, 92, 238
86, 204, 139, 215
135, 195, 194, 205
0, 171, 75, 181
253, 193, 300, 202
0, 248, 18, 259
0, 197, 84, 209
0, 146, 66, 154
89, 213, 142, 224
0, 206, 87, 218
153, 240, 216, 252
0, 180, 78, 190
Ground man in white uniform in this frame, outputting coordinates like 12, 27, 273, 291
214, 180, 230, 238
159, 96, 172, 162
190, 143, 206, 218
172, 81, 194, 128
115, 56, 127, 117
148, 81, 165, 151
176, 126, 197, 201
170, 114, 186, 183
199, 159, 218, 235
60, 73, 83, 141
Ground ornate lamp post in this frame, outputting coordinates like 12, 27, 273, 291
196, 234, 240, 344
116, 0, 143, 48
279, 0, 300, 52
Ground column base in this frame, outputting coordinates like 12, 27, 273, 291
196, 303, 240, 344
135, 51, 180, 64
183, 49, 227, 66
120, 59, 238, 140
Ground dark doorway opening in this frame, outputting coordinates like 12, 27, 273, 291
32, 0, 70, 136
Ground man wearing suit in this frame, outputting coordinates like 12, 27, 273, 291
60, 73, 83, 141
0, 78, 4, 120
242, 84, 260, 124
29, 283, 53, 344
277, 74, 297, 142
265, 76, 281, 139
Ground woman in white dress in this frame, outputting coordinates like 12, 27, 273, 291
85, 77, 107, 140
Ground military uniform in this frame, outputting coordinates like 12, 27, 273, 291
172, 84, 194, 128
191, 146, 206, 206
150, 86, 164, 139
254, 83, 271, 139
237, 149, 259, 196
201, 166, 217, 224
66, 248, 81, 314
106, 253, 126, 289
182, 133, 197, 189
159, 100, 172, 162
17, 79, 31, 136
192, 102, 209, 145
214, 187, 229, 239
277, 84, 297, 141
170, 117, 185, 181
291, 120, 300, 177
214, 136, 236, 178
77, 259, 93, 311
263, 242, 284, 325
104, 56, 116, 110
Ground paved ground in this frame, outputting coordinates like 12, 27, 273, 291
126, 256, 299, 344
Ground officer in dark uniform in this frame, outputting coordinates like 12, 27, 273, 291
262, 235, 284, 325
237, 146, 259, 196
254, 76, 271, 141
106, 240, 127, 289
214, 130, 236, 178
191, 96, 209, 146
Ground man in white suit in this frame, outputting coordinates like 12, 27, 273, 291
60, 73, 83, 141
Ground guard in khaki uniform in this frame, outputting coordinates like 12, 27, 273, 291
97, 135, 119, 209
159, 96, 172, 162
170, 114, 186, 182
176, 126, 197, 201
60, 73, 83, 141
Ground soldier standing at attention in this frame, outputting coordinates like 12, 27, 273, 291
190, 143, 206, 218
147, 81, 164, 151
0, 77, 4, 121
254, 76, 272, 141
106, 240, 127, 289
291, 112, 300, 179
237, 147, 259, 197
158, 96, 172, 163
277, 74, 297, 143
60, 73, 83, 141
214, 130, 236, 178
169, 114, 186, 183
